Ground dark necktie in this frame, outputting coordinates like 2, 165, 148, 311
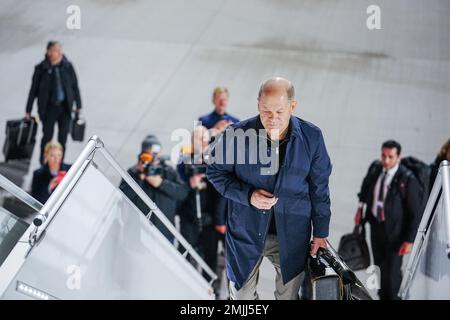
376, 171, 387, 222
54, 66, 65, 104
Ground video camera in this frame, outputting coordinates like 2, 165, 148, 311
139, 152, 163, 176
181, 152, 208, 177
184, 163, 207, 177
145, 163, 163, 176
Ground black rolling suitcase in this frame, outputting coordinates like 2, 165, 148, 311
3, 117, 37, 162
70, 113, 86, 142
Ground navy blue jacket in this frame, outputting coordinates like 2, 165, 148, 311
207, 115, 332, 289
198, 111, 239, 129
31, 163, 71, 204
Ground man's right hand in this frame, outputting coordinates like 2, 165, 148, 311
250, 189, 278, 210
213, 119, 231, 133
25, 112, 31, 120
354, 206, 363, 225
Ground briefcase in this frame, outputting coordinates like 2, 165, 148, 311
337, 223, 371, 271
71, 114, 86, 142
3, 117, 37, 162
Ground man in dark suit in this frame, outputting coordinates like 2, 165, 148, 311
207, 77, 332, 300
355, 140, 422, 300
25, 41, 82, 164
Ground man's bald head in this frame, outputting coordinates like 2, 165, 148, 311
257, 77, 295, 101
257, 77, 297, 140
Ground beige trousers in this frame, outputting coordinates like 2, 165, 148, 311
229, 234, 304, 300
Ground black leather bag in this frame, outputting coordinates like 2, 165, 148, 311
71, 113, 86, 142
304, 244, 372, 300
308, 252, 344, 300
338, 222, 371, 271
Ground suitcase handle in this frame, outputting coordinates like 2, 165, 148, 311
16, 117, 35, 145
26, 118, 35, 144
17, 120, 25, 145
72, 110, 80, 121
352, 223, 366, 236
353, 205, 367, 235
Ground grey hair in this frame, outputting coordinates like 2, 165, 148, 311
257, 77, 295, 101
46, 40, 62, 50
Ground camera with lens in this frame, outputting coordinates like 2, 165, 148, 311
145, 163, 163, 176
139, 152, 163, 176
184, 163, 207, 177
181, 152, 208, 177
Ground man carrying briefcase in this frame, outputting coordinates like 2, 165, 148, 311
25, 41, 82, 164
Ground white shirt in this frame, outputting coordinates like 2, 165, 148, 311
371, 163, 399, 216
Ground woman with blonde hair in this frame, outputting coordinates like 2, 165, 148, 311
430, 138, 450, 190
31, 141, 71, 203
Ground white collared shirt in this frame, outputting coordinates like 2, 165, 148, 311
371, 163, 399, 216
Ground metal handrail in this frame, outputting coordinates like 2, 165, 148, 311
29, 137, 100, 244
441, 161, 450, 256
0, 174, 43, 212
99, 147, 217, 282
29, 135, 217, 283
399, 160, 450, 299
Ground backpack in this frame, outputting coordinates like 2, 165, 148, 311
399, 156, 430, 211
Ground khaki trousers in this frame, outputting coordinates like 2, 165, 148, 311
229, 235, 304, 300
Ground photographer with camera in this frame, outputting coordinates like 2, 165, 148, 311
120, 135, 189, 243
177, 126, 223, 279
